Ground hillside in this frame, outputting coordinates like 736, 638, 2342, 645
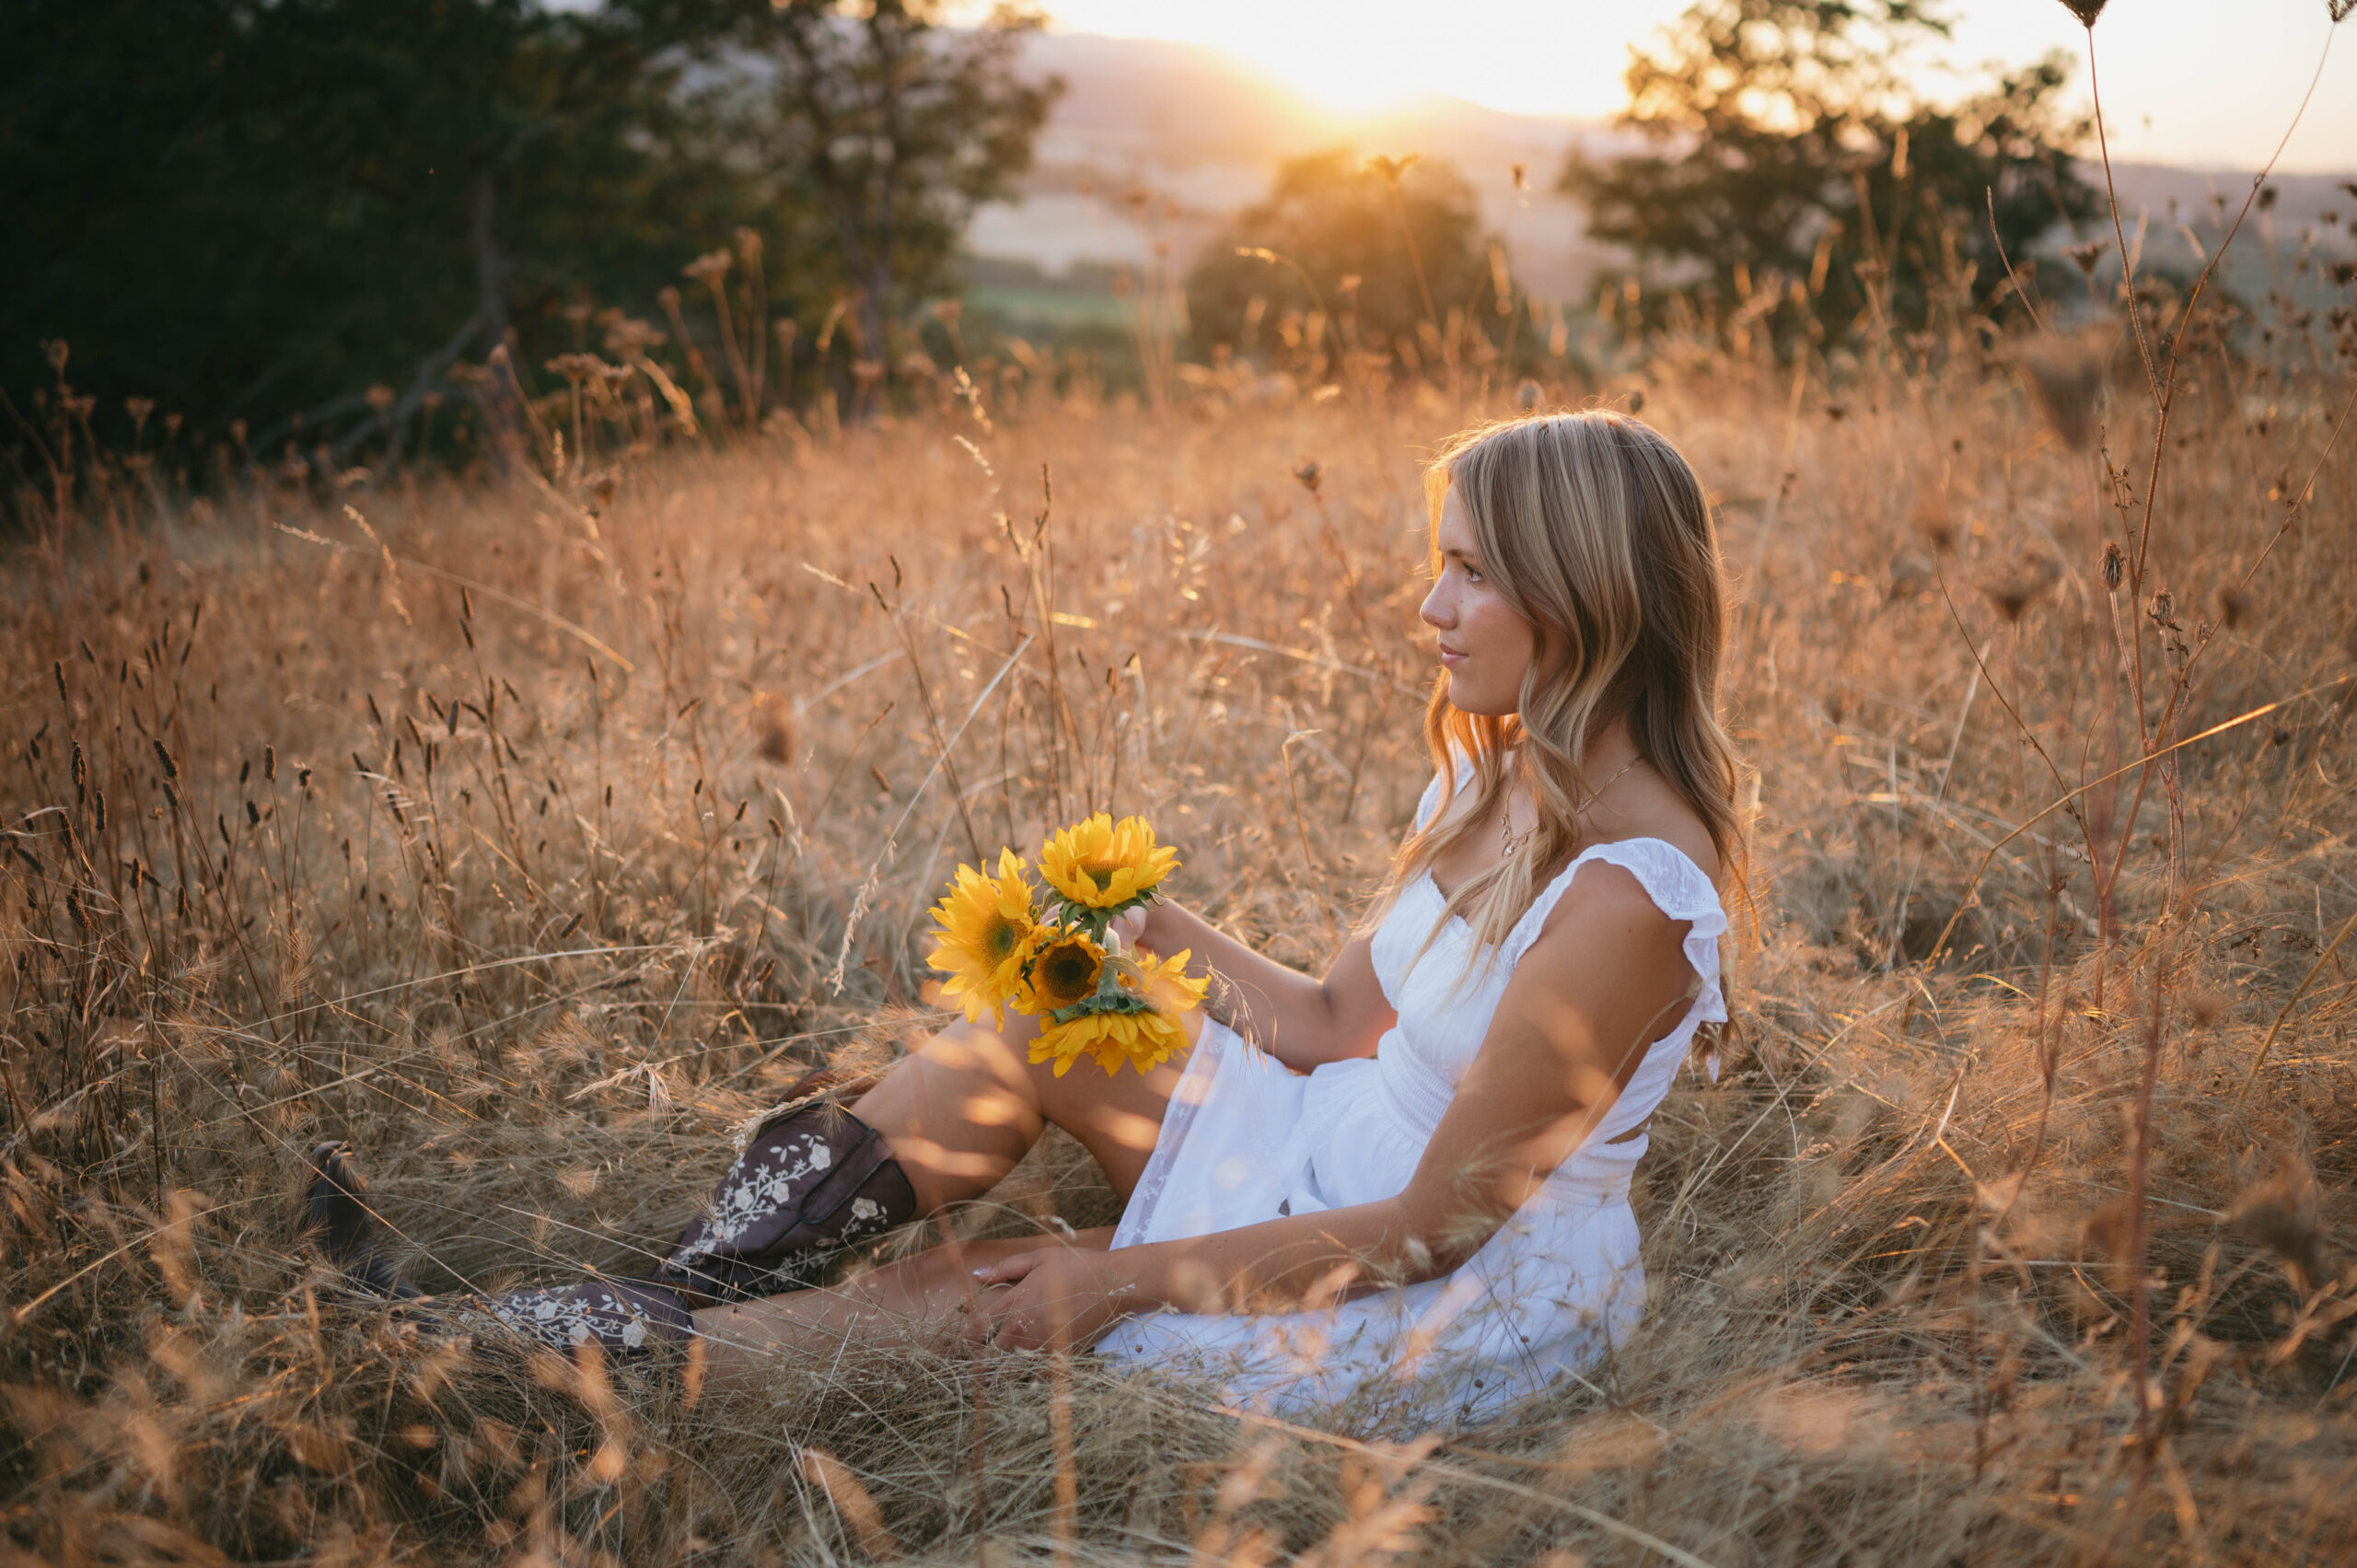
972, 30, 2357, 308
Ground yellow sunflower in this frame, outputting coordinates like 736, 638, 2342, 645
1016, 931, 1104, 1016
1130, 947, 1210, 1019
1037, 813, 1179, 911
1032, 1005, 1190, 1077
924, 848, 1039, 1023
1028, 949, 1206, 1077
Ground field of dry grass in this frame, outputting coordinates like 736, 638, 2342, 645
4, 291, 2356, 1565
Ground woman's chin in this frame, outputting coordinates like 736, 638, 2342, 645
1443, 676, 1513, 717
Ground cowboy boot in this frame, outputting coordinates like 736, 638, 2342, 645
302, 1142, 695, 1363
300, 1141, 426, 1300
652, 1071, 918, 1304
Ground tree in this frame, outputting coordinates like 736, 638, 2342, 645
657, 0, 1060, 382
1186, 151, 1492, 368
1562, 0, 2097, 334
1, 0, 762, 455
2, 0, 1060, 459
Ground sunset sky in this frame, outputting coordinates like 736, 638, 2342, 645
1038, 0, 2357, 174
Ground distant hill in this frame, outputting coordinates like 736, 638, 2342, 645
970, 31, 1634, 302
970, 31, 2357, 310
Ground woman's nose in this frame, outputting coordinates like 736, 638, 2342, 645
1420, 584, 1452, 630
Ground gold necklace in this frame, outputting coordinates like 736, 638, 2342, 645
1498, 755, 1642, 859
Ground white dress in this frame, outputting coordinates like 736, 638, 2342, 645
1094, 770, 1727, 1429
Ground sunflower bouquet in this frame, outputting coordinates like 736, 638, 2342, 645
925, 813, 1208, 1076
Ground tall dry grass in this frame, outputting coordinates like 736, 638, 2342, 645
4, 265, 2356, 1565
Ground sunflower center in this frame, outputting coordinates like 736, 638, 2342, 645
983, 915, 1020, 960
1037, 941, 1100, 1006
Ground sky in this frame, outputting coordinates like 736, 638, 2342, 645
1036, 0, 2357, 174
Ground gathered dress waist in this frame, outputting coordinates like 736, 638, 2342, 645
1275, 1035, 1645, 1219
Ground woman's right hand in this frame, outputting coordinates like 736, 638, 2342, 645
1109, 903, 1155, 954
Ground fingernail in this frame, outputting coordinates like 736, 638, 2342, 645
970, 1268, 990, 1280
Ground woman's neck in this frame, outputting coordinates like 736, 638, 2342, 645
1501, 723, 1643, 795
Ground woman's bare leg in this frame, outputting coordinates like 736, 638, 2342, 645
845, 1007, 1201, 1214
685, 1009, 1203, 1388
691, 1228, 1114, 1392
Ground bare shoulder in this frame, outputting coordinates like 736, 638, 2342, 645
1510, 864, 1698, 1030
1595, 770, 1721, 886
1530, 859, 1687, 955
1519, 771, 1718, 965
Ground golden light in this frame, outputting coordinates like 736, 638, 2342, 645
1040, 0, 1688, 121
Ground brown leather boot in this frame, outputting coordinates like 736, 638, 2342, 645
654, 1073, 917, 1304
301, 1141, 697, 1363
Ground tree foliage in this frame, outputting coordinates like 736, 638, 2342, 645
655, 0, 1060, 372
1185, 151, 1492, 366
1562, 0, 2098, 331
1, 0, 1053, 454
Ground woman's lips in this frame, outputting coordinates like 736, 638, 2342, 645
1437, 644, 1467, 668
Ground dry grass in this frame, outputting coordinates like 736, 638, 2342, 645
4, 299, 2356, 1566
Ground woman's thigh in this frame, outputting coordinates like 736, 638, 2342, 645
854, 1005, 1204, 1209
1026, 1005, 1205, 1203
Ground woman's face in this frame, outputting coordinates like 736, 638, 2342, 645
1421, 488, 1539, 717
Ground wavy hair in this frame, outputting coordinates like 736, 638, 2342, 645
1383, 410, 1743, 957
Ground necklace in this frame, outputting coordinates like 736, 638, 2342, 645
1498, 754, 1642, 859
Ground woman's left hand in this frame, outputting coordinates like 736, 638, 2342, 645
963, 1248, 1130, 1352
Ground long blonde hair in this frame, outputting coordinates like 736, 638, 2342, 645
1386, 411, 1742, 955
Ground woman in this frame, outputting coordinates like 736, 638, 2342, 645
305, 410, 1738, 1428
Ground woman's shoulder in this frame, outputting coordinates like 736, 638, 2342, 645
1583, 771, 1719, 887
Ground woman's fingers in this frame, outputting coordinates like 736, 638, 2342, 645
970, 1249, 1041, 1287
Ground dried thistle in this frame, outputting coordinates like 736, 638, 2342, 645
1982, 553, 2059, 623
1292, 459, 1323, 495
2102, 540, 2125, 590
1984, 576, 2038, 623
2064, 240, 2107, 277
2058, 0, 2107, 22
2019, 329, 2112, 450
2214, 583, 2251, 630
2230, 1155, 2324, 1287
1912, 494, 1958, 553
752, 693, 796, 766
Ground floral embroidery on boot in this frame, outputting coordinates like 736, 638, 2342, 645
657, 1098, 917, 1302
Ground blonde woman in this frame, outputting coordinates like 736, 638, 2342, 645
305, 410, 1738, 1427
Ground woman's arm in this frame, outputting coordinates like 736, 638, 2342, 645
1125, 900, 1393, 1073
976, 863, 1697, 1349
